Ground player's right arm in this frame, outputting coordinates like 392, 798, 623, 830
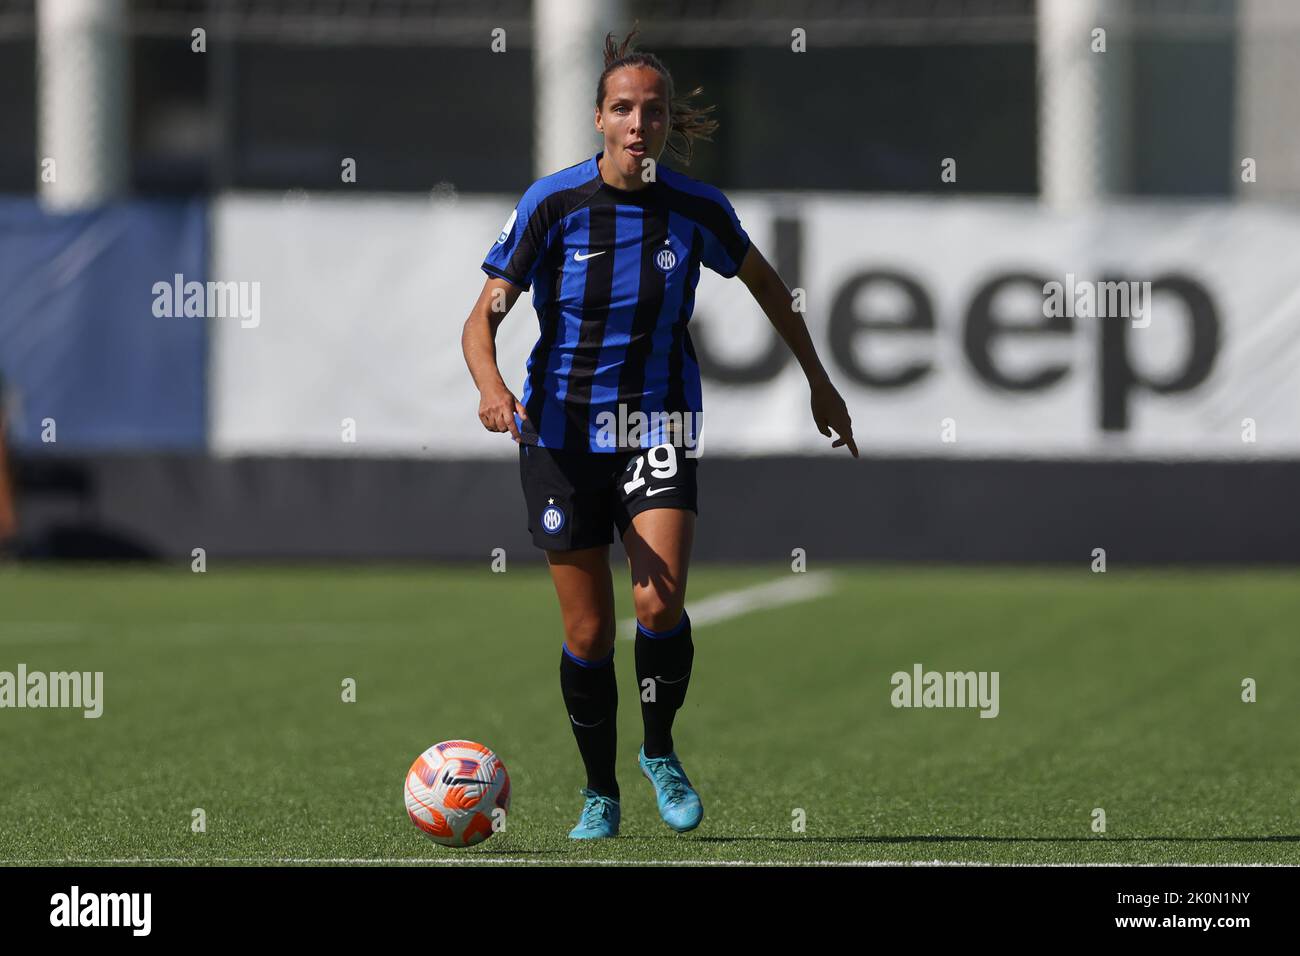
469, 182, 555, 441
462, 276, 529, 442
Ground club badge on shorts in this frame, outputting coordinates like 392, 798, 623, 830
541, 497, 566, 535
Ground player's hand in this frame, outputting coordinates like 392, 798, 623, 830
810, 378, 858, 458
478, 384, 528, 443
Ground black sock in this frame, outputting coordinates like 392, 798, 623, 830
635, 610, 694, 759
559, 643, 619, 799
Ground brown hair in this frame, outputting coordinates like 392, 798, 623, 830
596, 25, 718, 167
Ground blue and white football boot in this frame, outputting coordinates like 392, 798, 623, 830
638, 747, 703, 832
568, 788, 620, 839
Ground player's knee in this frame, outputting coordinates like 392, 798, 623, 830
634, 597, 684, 635
564, 613, 615, 659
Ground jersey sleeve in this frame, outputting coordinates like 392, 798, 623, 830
698, 187, 751, 279
482, 183, 555, 291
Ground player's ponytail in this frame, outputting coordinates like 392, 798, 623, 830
596, 24, 718, 167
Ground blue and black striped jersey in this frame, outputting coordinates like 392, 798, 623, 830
482, 150, 751, 453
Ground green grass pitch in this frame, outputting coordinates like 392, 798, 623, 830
1, 563, 1297, 865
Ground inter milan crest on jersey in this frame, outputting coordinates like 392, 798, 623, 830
654, 241, 678, 274
541, 498, 566, 535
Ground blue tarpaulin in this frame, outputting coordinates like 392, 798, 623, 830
0, 197, 208, 450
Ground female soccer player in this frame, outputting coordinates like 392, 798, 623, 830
462, 28, 856, 839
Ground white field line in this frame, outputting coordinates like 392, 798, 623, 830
0, 858, 1288, 867
619, 571, 836, 640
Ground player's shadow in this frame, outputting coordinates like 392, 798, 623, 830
680, 834, 1300, 845
622, 521, 680, 598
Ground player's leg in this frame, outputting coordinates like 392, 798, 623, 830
519, 443, 622, 836
615, 442, 699, 755
623, 507, 695, 753
548, 543, 617, 662
547, 546, 622, 838
621, 507, 704, 832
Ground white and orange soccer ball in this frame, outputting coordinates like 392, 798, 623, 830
403, 740, 511, 847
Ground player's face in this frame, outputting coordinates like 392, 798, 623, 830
596, 66, 669, 178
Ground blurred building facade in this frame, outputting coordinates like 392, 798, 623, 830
0, 0, 1297, 562
1, 0, 1280, 198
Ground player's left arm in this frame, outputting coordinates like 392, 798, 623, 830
735, 244, 858, 458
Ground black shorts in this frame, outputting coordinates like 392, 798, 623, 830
519, 442, 699, 551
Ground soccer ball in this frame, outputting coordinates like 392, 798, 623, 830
403, 740, 511, 847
